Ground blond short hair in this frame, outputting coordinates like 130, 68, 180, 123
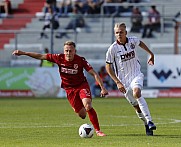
64, 41, 76, 48
114, 23, 126, 30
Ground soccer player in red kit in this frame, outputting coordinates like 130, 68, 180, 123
12, 41, 108, 137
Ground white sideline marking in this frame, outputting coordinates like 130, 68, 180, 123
0, 117, 180, 129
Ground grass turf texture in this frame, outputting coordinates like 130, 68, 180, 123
0, 98, 181, 147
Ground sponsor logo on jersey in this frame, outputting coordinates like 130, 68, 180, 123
120, 50, 135, 62
61, 67, 78, 74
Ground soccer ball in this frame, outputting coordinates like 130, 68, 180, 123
79, 124, 94, 138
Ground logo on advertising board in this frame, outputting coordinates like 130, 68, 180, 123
152, 66, 181, 83
152, 69, 172, 82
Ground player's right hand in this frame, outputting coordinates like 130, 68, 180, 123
100, 88, 108, 97
117, 82, 126, 94
12, 50, 23, 56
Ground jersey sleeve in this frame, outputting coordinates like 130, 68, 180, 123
82, 57, 93, 72
132, 36, 140, 46
46, 53, 61, 64
106, 46, 114, 64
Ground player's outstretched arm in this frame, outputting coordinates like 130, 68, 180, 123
12, 50, 47, 60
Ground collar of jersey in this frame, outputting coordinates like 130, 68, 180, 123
117, 37, 128, 45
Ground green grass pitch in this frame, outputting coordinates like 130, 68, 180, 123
0, 97, 181, 147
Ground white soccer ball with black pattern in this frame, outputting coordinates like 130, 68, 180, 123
79, 124, 94, 138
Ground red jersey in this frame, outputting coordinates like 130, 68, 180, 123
46, 53, 93, 88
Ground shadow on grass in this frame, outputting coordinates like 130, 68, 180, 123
154, 134, 181, 138
108, 134, 181, 138
108, 134, 150, 137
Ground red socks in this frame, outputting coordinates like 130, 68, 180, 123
87, 108, 100, 131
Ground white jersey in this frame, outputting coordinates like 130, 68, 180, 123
106, 36, 143, 88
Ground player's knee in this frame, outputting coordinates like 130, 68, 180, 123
133, 93, 141, 98
133, 88, 141, 98
84, 104, 92, 111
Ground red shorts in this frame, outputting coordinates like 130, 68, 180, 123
65, 82, 92, 113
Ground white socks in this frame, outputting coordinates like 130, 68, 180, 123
136, 111, 147, 125
136, 97, 152, 123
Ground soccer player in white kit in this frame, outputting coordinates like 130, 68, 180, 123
105, 23, 156, 136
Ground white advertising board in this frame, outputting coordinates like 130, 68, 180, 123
148, 55, 181, 87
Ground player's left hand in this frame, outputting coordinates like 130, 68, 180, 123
148, 55, 154, 65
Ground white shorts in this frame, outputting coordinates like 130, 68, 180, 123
124, 73, 144, 106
